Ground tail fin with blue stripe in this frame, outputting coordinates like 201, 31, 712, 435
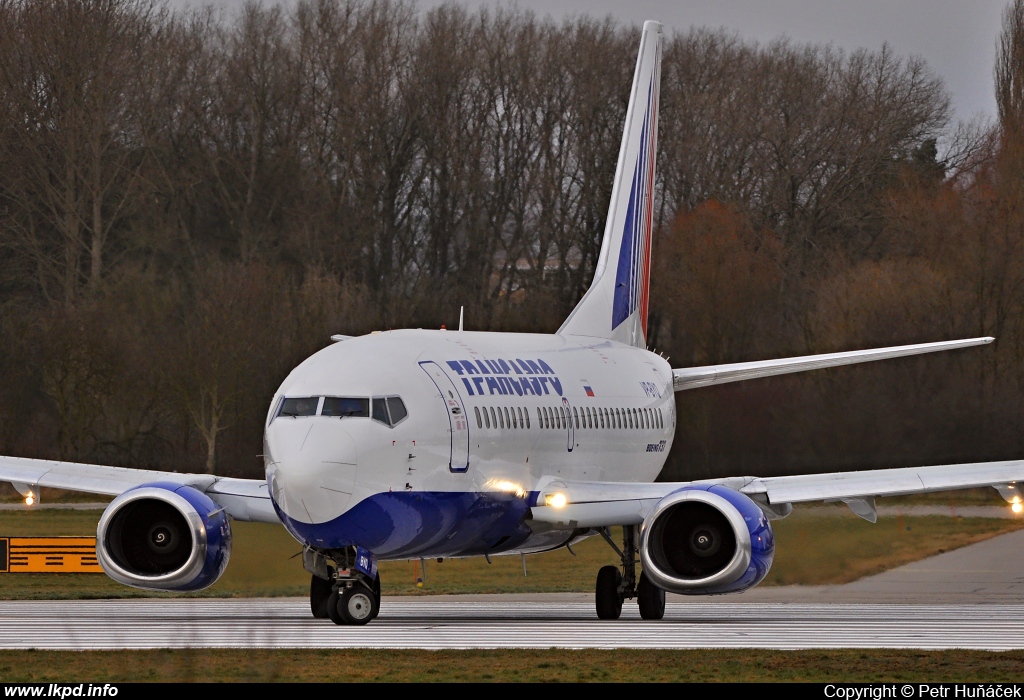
558, 20, 662, 348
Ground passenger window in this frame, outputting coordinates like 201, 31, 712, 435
279, 397, 319, 417
372, 398, 389, 425
525, 407, 531, 429
499, 407, 506, 430
573, 407, 579, 429
503, 407, 511, 429
387, 397, 408, 424
475, 406, 482, 429
484, 407, 491, 429
543, 407, 550, 430
489, 407, 497, 429
322, 397, 369, 418
517, 407, 524, 429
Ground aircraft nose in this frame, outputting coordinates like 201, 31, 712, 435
266, 419, 358, 524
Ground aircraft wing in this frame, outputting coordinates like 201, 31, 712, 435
672, 337, 993, 391
0, 455, 278, 523
528, 459, 1024, 528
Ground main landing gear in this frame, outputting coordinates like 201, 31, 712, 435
306, 546, 381, 626
595, 525, 665, 621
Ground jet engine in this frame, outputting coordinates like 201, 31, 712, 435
639, 485, 774, 595
96, 482, 232, 591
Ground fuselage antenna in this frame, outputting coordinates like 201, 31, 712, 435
459, 306, 464, 332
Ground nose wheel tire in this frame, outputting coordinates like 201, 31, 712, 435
338, 584, 375, 625
326, 589, 345, 625
310, 574, 333, 619
371, 575, 381, 619
637, 571, 666, 620
595, 565, 623, 620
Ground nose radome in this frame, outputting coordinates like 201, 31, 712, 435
266, 419, 358, 524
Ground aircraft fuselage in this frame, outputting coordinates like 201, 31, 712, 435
264, 329, 675, 559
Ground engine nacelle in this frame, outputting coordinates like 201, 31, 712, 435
639, 485, 774, 595
96, 482, 232, 591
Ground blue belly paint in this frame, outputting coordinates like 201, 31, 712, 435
273, 490, 536, 559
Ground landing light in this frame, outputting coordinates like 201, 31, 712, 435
24, 493, 35, 507
1012, 502, 1022, 514
487, 480, 526, 499
545, 493, 568, 509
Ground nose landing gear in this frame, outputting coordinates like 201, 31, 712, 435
313, 573, 381, 626
305, 545, 381, 625
595, 525, 666, 621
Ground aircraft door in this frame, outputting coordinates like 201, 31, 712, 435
562, 396, 574, 452
418, 361, 470, 472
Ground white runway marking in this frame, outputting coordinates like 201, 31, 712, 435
1, 598, 1023, 650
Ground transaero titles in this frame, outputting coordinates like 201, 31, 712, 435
445, 358, 564, 397
824, 686, 1022, 699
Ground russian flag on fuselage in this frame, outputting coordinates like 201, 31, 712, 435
611, 73, 658, 337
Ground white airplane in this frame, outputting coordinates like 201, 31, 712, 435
1, 21, 1021, 625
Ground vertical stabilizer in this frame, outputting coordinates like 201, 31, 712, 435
558, 20, 663, 348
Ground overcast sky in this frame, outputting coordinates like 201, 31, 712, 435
182, 0, 1012, 123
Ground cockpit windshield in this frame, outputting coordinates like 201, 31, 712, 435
278, 397, 319, 417
322, 397, 369, 417
274, 395, 407, 425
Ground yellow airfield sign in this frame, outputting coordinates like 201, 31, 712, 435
0, 537, 102, 573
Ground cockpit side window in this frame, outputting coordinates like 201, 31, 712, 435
322, 397, 369, 418
369, 395, 409, 427
372, 398, 389, 425
386, 397, 408, 424
278, 397, 319, 417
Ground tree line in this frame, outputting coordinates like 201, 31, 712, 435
0, 0, 1021, 482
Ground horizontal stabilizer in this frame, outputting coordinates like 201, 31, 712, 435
672, 337, 993, 391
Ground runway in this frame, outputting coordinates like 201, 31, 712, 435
1, 598, 1023, 650
3, 526, 1024, 651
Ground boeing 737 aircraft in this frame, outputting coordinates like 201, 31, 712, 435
1, 21, 1022, 625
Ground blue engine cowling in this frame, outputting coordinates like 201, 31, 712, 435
639, 485, 774, 595
96, 482, 231, 591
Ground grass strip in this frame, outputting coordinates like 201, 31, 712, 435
0, 507, 1021, 599
0, 648, 1022, 682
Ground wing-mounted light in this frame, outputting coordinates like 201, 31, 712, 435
11, 481, 37, 506
995, 483, 1024, 514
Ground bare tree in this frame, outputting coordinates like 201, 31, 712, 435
0, 0, 162, 302
997, 0, 1024, 136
